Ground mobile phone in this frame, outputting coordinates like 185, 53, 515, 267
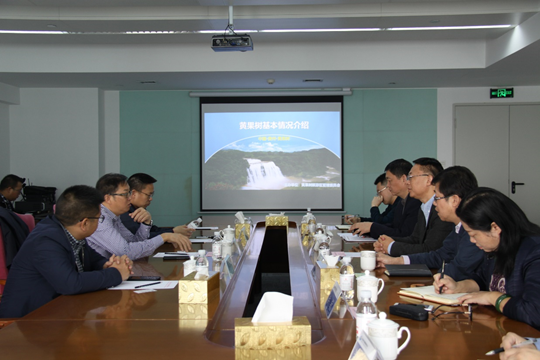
127, 276, 161, 281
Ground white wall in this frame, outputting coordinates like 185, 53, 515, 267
101, 90, 120, 176
0, 103, 10, 175
437, 86, 540, 167
9, 88, 101, 197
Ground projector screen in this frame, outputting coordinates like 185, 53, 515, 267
200, 97, 343, 212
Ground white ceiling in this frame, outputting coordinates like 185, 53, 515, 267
0, 0, 539, 90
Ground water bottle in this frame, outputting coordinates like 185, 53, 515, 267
212, 231, 222, 261
195, 249, 209, 275
339, 257, 355, 301
187, 217, 202, 229
318, 236, 330, 258
356, 290, 377, 338
307, 208, 317, 234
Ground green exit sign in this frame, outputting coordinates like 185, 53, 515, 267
490, 88, 514, 99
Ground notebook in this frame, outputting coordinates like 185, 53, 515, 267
397, 285, 468, 305
384, 264, 433, 277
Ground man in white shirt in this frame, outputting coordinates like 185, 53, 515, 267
87, 173, 191, 260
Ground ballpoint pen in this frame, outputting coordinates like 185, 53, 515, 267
439, 261, 446, 294
134, 281, 161, 289
485, 339, 535, 355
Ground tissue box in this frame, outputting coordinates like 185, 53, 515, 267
235, 346, 311, 360
178, 288, 220, 319
178, 271, 219, 304
234, 316, 311, 350
265, 215, 289, 228
235, 223, 251, 246
316, 261, 341, 310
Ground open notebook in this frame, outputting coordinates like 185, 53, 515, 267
397, 285, 468, 305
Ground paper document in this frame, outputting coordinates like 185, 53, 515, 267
108, 281, 178, 290
153, 251, 199, 258
335, 224, 351, 231
337, 233, 376, 242
332, 251, 362, 258
195, 226, 219, 230
191, 238, 214, 244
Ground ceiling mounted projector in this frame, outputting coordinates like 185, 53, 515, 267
211, 34, 253, 52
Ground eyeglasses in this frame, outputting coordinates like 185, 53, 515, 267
139, 191, 154, 199
406, 174, 430, 181
80, 215, 105, 223
377, 186, 388, 195
431, 304, 473, 321
109, 191, 132, 198
434, 195, 450, 202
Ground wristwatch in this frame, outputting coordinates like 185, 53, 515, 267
143, 220, 153, 227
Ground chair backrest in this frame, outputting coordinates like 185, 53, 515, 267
15, 213, 35, 233
0, 227, 8, 295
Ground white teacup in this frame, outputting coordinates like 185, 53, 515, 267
357, 270, 384, 303
368, 312, 411, 360
360, 250, 377, 271
221, 225, 235, 244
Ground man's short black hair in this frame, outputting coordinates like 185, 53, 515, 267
55, 185, 104, 226
0, 174, 25, 191
432, 166, 478, 200
384, 159, 412, 178
128, 173, 157, 192
95, 173, 128, 196
413, 157, 444, 177
374, 173, 387, 186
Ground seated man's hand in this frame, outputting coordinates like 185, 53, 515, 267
104, 255, 134, 275
344, 215, 360, 224
108, 257, 132, 280
350, 222, 373, 236
376, 252, 403, 268
371, 195, 383, 208
374, 235, 394, 254
162, 233, 192, 252
499, 333, 539, 360
173, 225, 195, 237
130, 207, 152, 225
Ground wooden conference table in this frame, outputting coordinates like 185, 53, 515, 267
0, 221, 539, 360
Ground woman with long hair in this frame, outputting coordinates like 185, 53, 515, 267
434, 187, 540, 330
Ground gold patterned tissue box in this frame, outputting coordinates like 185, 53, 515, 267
316, 261, 341, 309
178, 288, 220, 320
235, 346, 311, 360
178, 271, 219, 304
265, 215, 289, 229
234, 316, 311, 350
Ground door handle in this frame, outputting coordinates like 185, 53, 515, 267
511, 181, 525, 194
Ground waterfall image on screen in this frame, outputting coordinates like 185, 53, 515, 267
201, 99, 343, 211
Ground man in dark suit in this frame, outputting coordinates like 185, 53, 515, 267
374, 157, 454, 256
351, 159, 421, 238
0, 185, 131, 318
120, 173, 194, 239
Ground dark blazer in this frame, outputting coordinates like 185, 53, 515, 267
471, 236, 540, 330
0, 207, 29, 268
369, 194, 421, 239
0, 215, 122, 318
120, 205, 173, 238
389, 204, 454, 256
362, 200, 397, 225
408, 224, 484, 281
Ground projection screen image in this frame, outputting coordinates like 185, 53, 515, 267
201, 99, 343, 211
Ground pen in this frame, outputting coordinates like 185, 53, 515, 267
134, 281, 161, 289
485, 339, 535, 356
439, 261, 446, 294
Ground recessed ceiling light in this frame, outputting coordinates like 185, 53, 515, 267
47, 24, 57, 28
139, 81, 156, 84
303, 79, 323, 83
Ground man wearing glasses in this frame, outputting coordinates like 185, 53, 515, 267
350, 159, 421, 239
0, 185, 131, 318
120, 173, 195, 238
87, 173, 191, 260
374, 157, 454, 256
0, 174, 25, 211
345, 173, 398, 226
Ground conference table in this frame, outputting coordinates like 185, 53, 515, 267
0, 219, 539, 360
